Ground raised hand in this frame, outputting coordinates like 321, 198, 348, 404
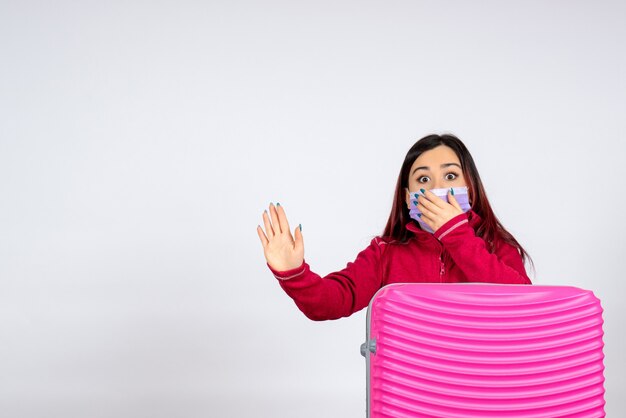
416, 188, 464, 233
257, 203, 304, 272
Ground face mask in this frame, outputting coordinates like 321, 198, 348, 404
407, 186, 471, 233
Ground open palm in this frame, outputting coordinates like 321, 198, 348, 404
257, 203, 304, 272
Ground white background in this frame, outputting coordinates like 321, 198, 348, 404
1, 1, 624, 417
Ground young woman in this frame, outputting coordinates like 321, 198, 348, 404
256, 133, 534, 321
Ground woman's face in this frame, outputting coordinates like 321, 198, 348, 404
405, 145, 467, 206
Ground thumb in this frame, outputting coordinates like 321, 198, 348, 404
448, 189, 462, 211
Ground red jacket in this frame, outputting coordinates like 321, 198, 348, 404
267, 210, 532, 321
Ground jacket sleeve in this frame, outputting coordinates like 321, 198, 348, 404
266, 237, 386, 321
433, 213, 532, 284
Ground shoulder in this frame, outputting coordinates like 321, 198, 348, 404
370, 235, 409, 248
496, 237, 520, 252
373, 236, 389, 246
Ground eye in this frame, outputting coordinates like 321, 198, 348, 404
418, 176, 430, 183
445, 172, 458, 181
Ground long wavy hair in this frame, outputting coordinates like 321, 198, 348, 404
381, 133, 534, 274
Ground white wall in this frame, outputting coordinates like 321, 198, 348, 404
1, 1, 624, 417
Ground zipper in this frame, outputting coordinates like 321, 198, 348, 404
439, 252, 445, 282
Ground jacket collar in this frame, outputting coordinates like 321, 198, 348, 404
405, 209, 482, 241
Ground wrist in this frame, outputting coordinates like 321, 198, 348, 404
267, 260, 306, 280
434, 212, 469, 241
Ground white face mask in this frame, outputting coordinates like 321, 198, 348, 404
407, 186, 471, 233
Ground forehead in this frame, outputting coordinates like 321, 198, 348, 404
411, 145, 460, 170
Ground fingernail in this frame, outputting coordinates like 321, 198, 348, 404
451, 188, 454, 195
270, 202, 273, 207
420, 188, 425, 194
412, 200, 417, 206
417, 213, 422, 218
299, 223, 302, 231
414, 193, 419, 199
277, 202, 280, 206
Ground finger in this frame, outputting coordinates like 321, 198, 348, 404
276, 204, 292, 239
417, 193, 442, 214
257, 224, 269, 249
294, 224, 304, 250
418, 212, 435, 229
262, 209, 275, 238
417, 201, 435, 221
423, 189, 447, 209
448, 190, 462, 211
408, 190, 421, 202
269, 203, 282, 234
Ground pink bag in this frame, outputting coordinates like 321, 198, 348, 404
360, 284, 606, 417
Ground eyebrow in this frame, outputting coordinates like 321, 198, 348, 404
411, 163, 462, 176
